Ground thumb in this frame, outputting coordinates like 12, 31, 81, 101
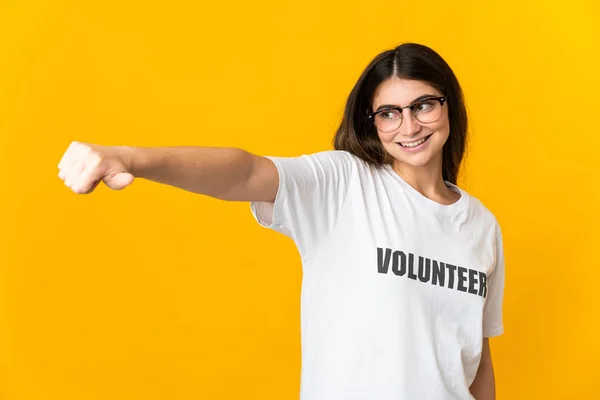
103, 172, 135, 190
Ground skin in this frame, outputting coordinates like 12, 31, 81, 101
372, 77, 461, 206
470, 338, 496, 399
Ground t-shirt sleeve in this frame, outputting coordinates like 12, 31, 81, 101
482, 227, 506, 337
250, 150, 354, 260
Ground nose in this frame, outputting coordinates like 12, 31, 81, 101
399, 109, 422, 137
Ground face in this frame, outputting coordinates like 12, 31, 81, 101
371, 78, 450, 171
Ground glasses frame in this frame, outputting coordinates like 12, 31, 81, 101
367, 96, 447, 132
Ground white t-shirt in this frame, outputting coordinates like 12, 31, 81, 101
250, 150, 505, 400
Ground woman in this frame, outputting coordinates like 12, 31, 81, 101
58, 43, 505, 399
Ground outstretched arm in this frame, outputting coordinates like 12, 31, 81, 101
58, 142, 279, 202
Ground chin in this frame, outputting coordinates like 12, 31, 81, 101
395, 154, 436, 168
382, 145, 440, 168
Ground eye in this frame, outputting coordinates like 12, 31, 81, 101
379, 109, 401, 120
413, 99, 437, 113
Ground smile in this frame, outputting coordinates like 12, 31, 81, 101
397, 134, 433, 149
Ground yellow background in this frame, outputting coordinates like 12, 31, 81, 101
1, 0, 599, 398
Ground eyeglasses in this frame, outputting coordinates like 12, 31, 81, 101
367, 96, 446, 133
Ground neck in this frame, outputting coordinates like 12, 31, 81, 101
392, 155, 460, 205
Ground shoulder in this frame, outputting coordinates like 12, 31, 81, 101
279, 149, 368, 175
300, 149, 360, 164
263, 150, 374, 186
307, 150, 380, 172
459, 188, 503, 236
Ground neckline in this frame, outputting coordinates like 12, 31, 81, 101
383, 164, 469, 213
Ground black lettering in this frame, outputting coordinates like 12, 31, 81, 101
418, 257, 431, 283
432, 261, 445, 286
392, 251, 406, 276
446, 264, 457, 289
479, 272, 488, 298
377, 247, 392, 274
378, 248, 485, 298
457, 267, 468, 292
407, 253, 417, 280
468, 269, 479, 295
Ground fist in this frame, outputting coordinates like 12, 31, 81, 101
58, 141, 135, 194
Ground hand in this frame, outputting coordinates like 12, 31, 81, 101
58, 141, 135, 194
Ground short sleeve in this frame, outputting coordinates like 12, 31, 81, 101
250, 150, 355, 260
483, 227, 506, 337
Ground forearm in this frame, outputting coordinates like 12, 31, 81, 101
469, 356, 495, 399
470, 371, 495, 399
122, 146, 255, 199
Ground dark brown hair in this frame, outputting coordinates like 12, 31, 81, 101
333, 43, 468, 184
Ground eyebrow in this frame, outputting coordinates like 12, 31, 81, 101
374, 94, 440, 112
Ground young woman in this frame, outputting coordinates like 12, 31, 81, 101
58, 43, 505, 400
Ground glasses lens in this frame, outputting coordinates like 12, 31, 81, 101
413, 99, 442, 124
374, 109, 402, 132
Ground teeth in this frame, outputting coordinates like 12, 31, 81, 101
400, 137, 427, 148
